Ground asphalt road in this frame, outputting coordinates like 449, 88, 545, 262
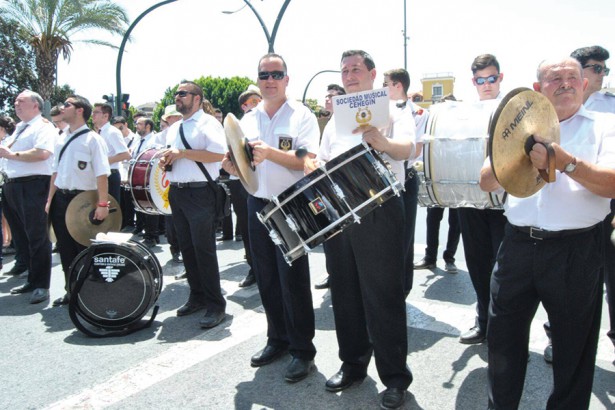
0, 207, 613, 409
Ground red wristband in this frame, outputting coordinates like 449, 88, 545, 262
97, 201, 109, 207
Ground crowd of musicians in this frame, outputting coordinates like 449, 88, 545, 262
1, 45, 614, 409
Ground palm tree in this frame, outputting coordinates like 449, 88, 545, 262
0, 0, 129, 101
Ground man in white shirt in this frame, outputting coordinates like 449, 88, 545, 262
92, 103, 130, 203
316, 50, 414, 410
1, 90, 56, 304
159, 81, 226, 329
480, 57, 615, 409
570, 44, 615, 362
47, 95, 110, 306
222, 53, 319, 383
111, 116, 137, 232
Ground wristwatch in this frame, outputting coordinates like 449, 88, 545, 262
563, 157, 577, 174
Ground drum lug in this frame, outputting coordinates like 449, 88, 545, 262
286, 215, 299, 232
332, 183, 345, 200
268, 229, 283, 246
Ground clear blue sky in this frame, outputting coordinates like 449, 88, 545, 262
56, 0, 615, 108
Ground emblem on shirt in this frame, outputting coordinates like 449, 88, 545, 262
308, 197, 326, 215
278, 136, 292, 151
78, 160, 87, 170
355, 107, 372, 126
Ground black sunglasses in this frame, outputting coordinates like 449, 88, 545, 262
258, 71, 286, 80
174, 90, 196, 98
474, 74, 499, 85
583, 64, 610, 75
63, 101, 74, 108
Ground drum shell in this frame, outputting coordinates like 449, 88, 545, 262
419, 101, 504, 209
68, 241, 162, 330
129, 149, 172, 215
259, 144, 402, 263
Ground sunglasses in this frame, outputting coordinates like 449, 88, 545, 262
174, 90, 196, 98
63, 101, 74, 108
583, 64, 610, 75
474, 75, 500, 85
258, 71, 286, 80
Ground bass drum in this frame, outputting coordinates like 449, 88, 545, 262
129, 148, 172, 215
68, 240, 162, 333
418, 100, 505, 209
258, 143, 403, 264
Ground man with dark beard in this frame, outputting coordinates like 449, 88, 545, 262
159, 81, 226, 329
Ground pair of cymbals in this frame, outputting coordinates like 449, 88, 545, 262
223, 113, 259, 195
489, 87, 560, 198
66, 191, 122, 246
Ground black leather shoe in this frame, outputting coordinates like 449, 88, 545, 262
176, 302, 206, 317
199, 310, 225, 329
172, 253, 183, 264
30, 288, 49, 304
174, 271, 187, 280
250, 345, 287, 367
284, 358, 313, 383
314, 276, 330, 290
325, 370, 365, 392
414, 258, 436, 270
459, 326, 486, 344
52, 294, 70, 307
380, 387, 406, 409
543, 343, 553, 364
10, 282, 34, 294
142, 238, 157, 249
238, 272, 256, 288
5, 265, 27, 276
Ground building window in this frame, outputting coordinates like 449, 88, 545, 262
432, 84, 443, 100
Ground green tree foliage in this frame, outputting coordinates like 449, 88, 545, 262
152, 76, 256, 128
0, 0, 129, 101
0, 18, 37, 117
303, 98, 320, 115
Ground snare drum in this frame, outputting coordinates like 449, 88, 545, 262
129, 149, 172, 215
68, 240, 162, 332
418, 101, 504, 209
258, 143, 403, 264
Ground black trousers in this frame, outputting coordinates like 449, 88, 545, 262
487, 223, 603, 410
457, 208, 506, 331
50, 190, 86, 291
603, 200, 615, 347
327, 196, 412, 389
247, 195, 316, 360
402, 168, 419, 295
423, 207, 461, 263
165, 214, 179, 255
228, 179, 252, 269
168, 185, 225, 313
2, 177, 52, 288
108, 170, 121, 204
120, 185, 135, 228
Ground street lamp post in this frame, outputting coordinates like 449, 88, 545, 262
223, 0, 292, 53
301, 70, 341, 105
115, 0, 178, 115
403, 0, 408, 70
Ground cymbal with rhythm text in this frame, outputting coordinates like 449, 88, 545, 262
488, 87, 560, 198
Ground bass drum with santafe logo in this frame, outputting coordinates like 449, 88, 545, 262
67, 240, 162, 337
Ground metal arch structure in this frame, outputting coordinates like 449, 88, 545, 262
301, 70, 341, 105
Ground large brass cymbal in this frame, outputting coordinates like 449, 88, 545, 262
223, 113, 259, 195
66, 191, 122, 246
489, 87, 560, 198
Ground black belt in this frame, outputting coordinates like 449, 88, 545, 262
57, 189, 84, 195
169, 181, 208, 188
5, 175, 49, 184
511, 224, 597, 240
110, 169, 120, 174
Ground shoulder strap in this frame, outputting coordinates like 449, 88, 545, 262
58, 129, 90, 163
179, 124, 216, 185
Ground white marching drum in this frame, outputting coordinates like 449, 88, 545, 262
418, 100, 505, 209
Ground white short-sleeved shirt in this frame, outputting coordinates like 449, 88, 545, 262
504, 106, 615, 229
53, 124, 110, 190
99, 122, 128, 170
319, 100, 415, 182
240, 99, 320, 199
4, 115, 56, 178
132, 132, 162, 159
165, 110, 226, 183
585, 91, 615, 114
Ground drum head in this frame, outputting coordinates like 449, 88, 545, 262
68, 241, 162, 330
147, 151, 172, 215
